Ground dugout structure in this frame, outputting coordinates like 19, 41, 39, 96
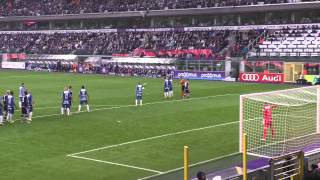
240, 86, 320, 158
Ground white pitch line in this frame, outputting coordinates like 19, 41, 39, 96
16, 106, 59, 112
67, 120, 239, 156
68, 155, 163, 174
137, 152, 240, 180
15, 105, 125, 112
2, 93, 238, 174
91, 104, 123, 107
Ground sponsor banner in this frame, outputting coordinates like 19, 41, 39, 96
240, 73, 284, 83
1, 62, 26, 69
1, 23, 320, 34
174, 70, 225, 81
125, 28, 174, 32
184, 23, 320, 31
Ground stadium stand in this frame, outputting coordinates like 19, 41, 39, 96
0, 0, 318, 16
0, 30, 232, 58
4, 24, 320, 60
250, 25, 320, 57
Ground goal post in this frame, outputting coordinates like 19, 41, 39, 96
317, 86, 320, 134
239, 86, 320, 158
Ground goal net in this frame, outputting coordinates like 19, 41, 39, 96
240, 86, 320, 158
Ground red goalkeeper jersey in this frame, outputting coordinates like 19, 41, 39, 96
263, 105, 273, 126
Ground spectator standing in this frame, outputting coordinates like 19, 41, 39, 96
197, 171, 207, 180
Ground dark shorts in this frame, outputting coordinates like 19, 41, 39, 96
62, 104, 70, 109
80, 100, 88, 105
4, 105, 7, 112
19, 97, 23, 102
136, 95, 142, 100
8, 107, 14, 114
164, 88, 169, 92
185, 89, 190, 94
22, 107, 28, 115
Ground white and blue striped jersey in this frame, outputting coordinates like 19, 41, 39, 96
0, 96, 2, 111
7, 95, 15, 108
19, 86, 25, 97
136, 85, 144, 97
164, 79, 169, 91
27, 94, 33, 107
168, 79, 173, 91
79, 89, 88, 101
62, 91, 71, 105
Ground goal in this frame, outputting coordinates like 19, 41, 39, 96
239, 86, 320, 158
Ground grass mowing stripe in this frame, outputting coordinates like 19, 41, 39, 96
11, 93, 237, 122
90, 93, 239, 113
69, 155, 163, 174
0, 74, 44, 78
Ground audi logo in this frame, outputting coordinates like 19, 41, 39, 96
241, 74, 259, 81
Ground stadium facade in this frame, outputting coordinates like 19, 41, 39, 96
1, 1, 320, 85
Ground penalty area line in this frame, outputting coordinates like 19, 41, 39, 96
67, 120, 239, 156
67, 155, 163, 174
137, 152, 240, 180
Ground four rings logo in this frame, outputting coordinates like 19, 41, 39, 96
241, 73, 259, 81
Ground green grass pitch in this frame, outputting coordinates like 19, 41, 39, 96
0, 70, 296, 180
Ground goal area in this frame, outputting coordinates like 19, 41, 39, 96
239, 86, 320, 158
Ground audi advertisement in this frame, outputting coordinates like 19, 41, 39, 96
174, 70, 225, 81
240, 73, 284, 83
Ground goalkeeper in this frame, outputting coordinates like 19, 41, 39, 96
263, 103, 277, 141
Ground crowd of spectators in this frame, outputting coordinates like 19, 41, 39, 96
0, 0, 318, 16
25, 60, 174, 78
102, 63, 174, 77
26, 60, 74, 72
304, 164, 320, 180
0, 30, 232, 58
231, 30, 261, 57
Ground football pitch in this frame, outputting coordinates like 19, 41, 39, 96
0, 70, 296, 180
